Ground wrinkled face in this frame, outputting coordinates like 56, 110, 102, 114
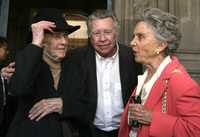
44, 32, 68, 62
130, 21, 162, 65
90, 17, 118, 57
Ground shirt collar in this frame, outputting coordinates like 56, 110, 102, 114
155, 56, 172, 78
136, 56, 171, 96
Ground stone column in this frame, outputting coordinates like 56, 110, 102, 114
113, 0, 200, 83
0, 0, 9, 37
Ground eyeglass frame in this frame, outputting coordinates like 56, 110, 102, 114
90, 28, 116, 38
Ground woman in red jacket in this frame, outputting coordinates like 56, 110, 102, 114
118, 8, 200, 137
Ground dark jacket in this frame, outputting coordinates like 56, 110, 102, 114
6, 44, 77, 137
62, 44, 142, 137
0, 72, 17, 137
0, 76, 6, 127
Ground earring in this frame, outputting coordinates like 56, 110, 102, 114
155, 49, 160, 55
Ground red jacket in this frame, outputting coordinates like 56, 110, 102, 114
118, 56, 200, 137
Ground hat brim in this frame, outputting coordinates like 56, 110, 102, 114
26, 25, 80, 43
53, 25, 80, 34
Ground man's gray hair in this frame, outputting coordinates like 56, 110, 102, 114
135, 8, 182, 55
87, 9, 120, 36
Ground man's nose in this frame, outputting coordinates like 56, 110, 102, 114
99, 32, 106, 41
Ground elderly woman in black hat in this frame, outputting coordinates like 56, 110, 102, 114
118, 8, 200, 137
6, 8, 80, 137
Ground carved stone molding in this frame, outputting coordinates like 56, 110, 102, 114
113, 0, 200, 83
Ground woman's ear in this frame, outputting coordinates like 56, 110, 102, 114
159, 42, 168, 52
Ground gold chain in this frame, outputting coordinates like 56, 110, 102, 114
162, 79, 169, 113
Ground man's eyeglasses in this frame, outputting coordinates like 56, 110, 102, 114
91, 29, 114, 38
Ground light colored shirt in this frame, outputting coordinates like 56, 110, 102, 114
129, 56, 172, 137
94, 44, 124, 131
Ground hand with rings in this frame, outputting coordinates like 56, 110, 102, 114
128, 103, 152, 125
28, 98, 63, 121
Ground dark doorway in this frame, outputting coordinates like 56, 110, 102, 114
7, 0, 107, 52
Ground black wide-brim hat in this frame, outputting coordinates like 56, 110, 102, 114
32, 8, 80, 34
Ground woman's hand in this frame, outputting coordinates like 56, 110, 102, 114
129, 103, 152, 125
31, 21, 55, 47
28, 98, 63, 121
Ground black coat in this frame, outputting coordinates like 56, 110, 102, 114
6, 44, 77, 137
0, 77, 5, 127
0, 77, 8, 137
0, 72, 17, 137
63, 44, 142, 137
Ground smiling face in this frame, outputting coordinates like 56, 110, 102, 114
130, 21, 166, 66
90, 17, 118, 57
43, 32, 69, 62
